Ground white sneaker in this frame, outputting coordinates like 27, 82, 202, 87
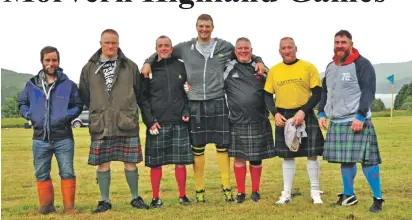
311, 190, 324, 204
275, 191, 291, 204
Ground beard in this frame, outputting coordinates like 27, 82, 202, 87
334, 49, 350, 63
43, 65, 58, 76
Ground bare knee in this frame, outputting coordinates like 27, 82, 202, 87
124, 163, 137, 171
97, 162, 111, 171
234, 158, 246, 167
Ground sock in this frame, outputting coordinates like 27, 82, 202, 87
282, 159, 296, 194
150, 167, 162, 199
307, 159, 320, 191
193, 155, 205, 191
250, 165, 262, 192
341, 163, 357, 196
125, 168, 139, 199
362, 164, 382, 199
216, 151, 231, 189
97, 169, 111, 202
175, 166, 187, 197
234, 166, 246, 194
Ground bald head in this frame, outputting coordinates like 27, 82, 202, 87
279, 37, 298, 64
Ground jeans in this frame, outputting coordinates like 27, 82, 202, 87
32, 138, 75, 181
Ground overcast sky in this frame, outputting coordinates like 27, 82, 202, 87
1, 0, 411, 83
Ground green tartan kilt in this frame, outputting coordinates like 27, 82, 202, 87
323, 119, 381, 165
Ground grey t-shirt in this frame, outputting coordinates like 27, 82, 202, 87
196, 39, 215, 59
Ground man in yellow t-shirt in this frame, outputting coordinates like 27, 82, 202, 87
264, 37, 325, 205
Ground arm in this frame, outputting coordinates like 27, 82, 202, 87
355, 59, 376, 122
264, 91, 277, 116
181, 66, 190, 118
317, 77, 328, 118
134, 68, 156, 128
67, 83, 83, 121
18, 82, 31, 120
144, 41, 185, 65
78, 66, 90, 109
301, 87, 321, 114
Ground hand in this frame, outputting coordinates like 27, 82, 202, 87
255, 62, 266, 75
184, 81, 191, 94
318, 117, 327, 130
141, 63, 152, 78
351, 119, 364, 132
292, 110, 305, 126
149, 122, 161, 135
275, 113, 287, 127
182, 116, 189, 122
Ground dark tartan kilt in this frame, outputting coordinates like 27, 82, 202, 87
144, 123, 194, 168
323, 119, 381, 165
88, 136, 143, 166
275, 108, 324, 158
188, 97, 230, 147
228, 119, 275, 161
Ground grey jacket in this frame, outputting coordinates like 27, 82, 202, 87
145, 38, 262, 101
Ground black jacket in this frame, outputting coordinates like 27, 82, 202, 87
141, 57, 189, 128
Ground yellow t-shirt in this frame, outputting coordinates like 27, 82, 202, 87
264, 60, 322, 109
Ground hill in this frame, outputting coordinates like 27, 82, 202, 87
1, 68, 34, 106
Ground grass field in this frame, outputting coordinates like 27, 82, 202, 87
1, 117, 412, 220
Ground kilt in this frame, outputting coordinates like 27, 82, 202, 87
145, 123, 194, 168
228, 119, 275, 161
188, 96, 230, 146
323, 119, 381, 165
88, 136, 143, 165
275, 108, 324, 158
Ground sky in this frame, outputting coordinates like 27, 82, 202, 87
1, 0, 411, 84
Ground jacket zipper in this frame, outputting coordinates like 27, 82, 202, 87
203, 58, 208, 100
165, 60, 172, 102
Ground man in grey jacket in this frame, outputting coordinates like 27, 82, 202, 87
141, 14, 266, 203
318, 30, 384, 213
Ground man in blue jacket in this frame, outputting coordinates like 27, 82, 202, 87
18, 46, 83, 215
318, 30, 384, 213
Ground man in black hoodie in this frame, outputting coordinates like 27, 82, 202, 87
141, 36, 194, 208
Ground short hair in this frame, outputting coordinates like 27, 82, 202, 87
280, 37, 296, 45
235, 37, 252, 48
40, 46, 59, 62
101, 29, 119, 40
156, 35, 172, 47
335, 30, 352, 40
196, 14, 214, 27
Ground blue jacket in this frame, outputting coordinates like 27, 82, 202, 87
18, 69, 83, 141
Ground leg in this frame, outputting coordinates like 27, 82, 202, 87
362, 164, 384, 212
249, 160, 262, 202
275, 158, 295, 204
307, 156, 322, 204
335, 163, 358, 206
192, 145, 206, 202
175, 165, 190, 205
125, 162, 149, 209
31, 140, 55, 215
216, 144, 233, 202
150, 166, 162, 199
92, 162, 112, 214
54, 139, 76, 214
234, 158, 246, 195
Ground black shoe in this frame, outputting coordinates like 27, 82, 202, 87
333, 193, 358, 206
93, 201, 112, 214
179, 195, 191, 205
236, 193, 246, 203
369, 197, 384, 213
131, 196, 149, 209
150, 198, 163, 208
251, 191, 261, 202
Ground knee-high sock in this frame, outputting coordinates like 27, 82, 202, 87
150, 167, 162, 198
193, 155, 205, 191
282, 159, 296, 193
216, 151, 231, 189
307, 159, 320, 191
362, 164, 382, 199
125, 168, 139, 199
234, 165, 246, 194
250, 165, 262, 192
97, 169, 111, 202
175, 166, 187, 197
341, 163, 357, 196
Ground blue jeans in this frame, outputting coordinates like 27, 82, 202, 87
32, 138, 75, 181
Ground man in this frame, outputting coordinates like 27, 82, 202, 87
141, 35, 194, 208
224, 37, 276, 203
79, 29, 150, 213
141, 14, 266, 203
264, 37, 325, 205
318, 30, 384, 213
18, 46, 83, 215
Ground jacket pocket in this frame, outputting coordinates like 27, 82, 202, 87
89, 109, 104, 133
118, 110, 138, 131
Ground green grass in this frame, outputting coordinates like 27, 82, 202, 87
1, 117, 27, 128
2, 117, 412, 219
372, 110, 412, 118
